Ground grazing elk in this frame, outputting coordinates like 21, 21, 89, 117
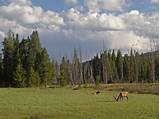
113, 91, 128, 102
92, 90, 101, 95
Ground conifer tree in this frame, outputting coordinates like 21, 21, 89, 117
3, 30, 17, 87
111, 50, 117, 82
0, 54, 3, 86
38, 48, 54, 87
28, 66, 40, 87
13, 61, 26, 87
60, 57, 70, 86
116, 50, 123, 81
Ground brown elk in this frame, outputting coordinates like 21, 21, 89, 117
113, 91, 128, 101
92, 90, 101, 95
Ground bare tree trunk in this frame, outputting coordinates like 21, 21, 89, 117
90, 64, 94, 84
69, 63, 74, 85
135, 55, 139, 83
79, 48, 83, 85
83, 63, 89, 84
121, 62, 124, 82
151, 53, 155, 83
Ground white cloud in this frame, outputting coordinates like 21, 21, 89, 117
0, 17, 32, 39
120, 10, 159, 41
64, 8, 126, 32
106, 31, 151, 51
10, 0, 32, 5
65, 0, 78, 6
0, 0, 158, 59
84, 0, 127, 12
0, 0, 64, 31
151, 0, 159, 4
62, 9, 158, 52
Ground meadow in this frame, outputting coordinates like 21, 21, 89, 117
0, 87, 158, 119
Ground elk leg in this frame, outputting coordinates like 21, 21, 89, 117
113, 96, 118, 101
117, 96, 120, 101
126, 96, 128, 100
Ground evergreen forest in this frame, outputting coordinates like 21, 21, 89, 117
0, 30, 158, 87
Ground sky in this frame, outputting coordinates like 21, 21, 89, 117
0, 0, 159, 60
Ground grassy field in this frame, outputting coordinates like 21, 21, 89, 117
0, 88, 158, 119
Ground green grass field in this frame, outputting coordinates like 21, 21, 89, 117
0, 88, 158, 119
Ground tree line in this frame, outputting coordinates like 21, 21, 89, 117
57, 49, 158, 86
0, 30, 158, 87
0, 30, 54, 87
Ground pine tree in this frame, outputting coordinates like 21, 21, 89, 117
123, 54, 130, 82
134, 51, 139, 82
111, 50, 117, 82
3, 30, 17, 87
30, 31, 41, 53
92, 54, 102, 83
130, 49, 134, 83
13, 61, 26, 87
38, 48, 54, 87
102, 51, 108, 83
0, 54, 3, 86
28, 66, 40, 87
60, 57, 70, 86
54, 62, 60, 85
116, 50, 123, 82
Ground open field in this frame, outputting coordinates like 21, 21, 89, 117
0, 87, 158, 119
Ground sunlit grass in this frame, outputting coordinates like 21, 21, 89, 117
0, 88, 158, 119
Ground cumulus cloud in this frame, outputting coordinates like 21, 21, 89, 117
63, 8, 126, 32
0, 2, 64, 26
106, 31, 151, 51
84, 0, 127, 12
0, 0, 64, 38
61, 8, 158, 53
120, 10, 159, 42
0, 0, 158, 59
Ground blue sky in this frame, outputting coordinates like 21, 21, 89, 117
32, 0, 70, 12
0, 0, 158, 60
31, 0, 158, 13
0, 0, 158, 12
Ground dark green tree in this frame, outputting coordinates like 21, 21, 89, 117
60, 57, 70, 86
2, 30, 17, 87
28, 66, 40, 87
38, 48, 55, 87
13, 60, 26, 87
116, 50, 123, 82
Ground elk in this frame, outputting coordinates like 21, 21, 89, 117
92, 90, 101, 95
113, 91, 128, 101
